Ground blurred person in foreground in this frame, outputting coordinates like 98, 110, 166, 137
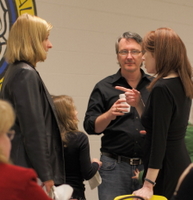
0, 99, 52, 200
116, 27, 193, 200
0, 13, 65, 194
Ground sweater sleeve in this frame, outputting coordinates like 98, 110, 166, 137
148, 85, 173, 169
78, 132, 99, 180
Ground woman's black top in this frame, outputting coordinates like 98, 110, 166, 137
64, 131, 99, 199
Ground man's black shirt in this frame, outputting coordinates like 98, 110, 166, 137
84, 69, 153, 158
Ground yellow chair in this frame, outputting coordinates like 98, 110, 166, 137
114, 194, 167, 200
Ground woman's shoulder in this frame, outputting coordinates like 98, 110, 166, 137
156, 77, 180, 86
10, 61, 34, 71
153, 77, 180, 92
67, 131, 89, 145
0, 163, 51, 200
67, 131, 88, 138
156, 77, 184, 94
6, 61, 37, 82
0, 163, 37, 181
76, 131, 88, 137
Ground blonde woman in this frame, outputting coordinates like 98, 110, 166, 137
0, 100, 52, 200
52, 95, 102, 200
0, 13, 65, 193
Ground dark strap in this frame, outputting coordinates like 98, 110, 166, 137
102, 152, 142, 165
116, 195, 144, 200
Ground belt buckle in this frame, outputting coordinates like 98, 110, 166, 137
130, 158, 140, 165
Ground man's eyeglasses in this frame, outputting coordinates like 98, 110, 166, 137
118, 50, 142, 56
6, 130, 15, 140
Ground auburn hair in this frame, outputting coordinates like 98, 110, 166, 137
143, 27, 193, 98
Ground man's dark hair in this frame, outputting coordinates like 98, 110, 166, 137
115, 31, 142, 54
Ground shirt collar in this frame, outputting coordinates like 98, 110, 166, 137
112, 68, 153, 83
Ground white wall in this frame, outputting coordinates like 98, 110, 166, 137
35, 1, 193, 199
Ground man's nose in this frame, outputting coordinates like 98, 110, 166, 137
126, 52, 133, 59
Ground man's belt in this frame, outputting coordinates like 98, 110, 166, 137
102, 152, 142, 166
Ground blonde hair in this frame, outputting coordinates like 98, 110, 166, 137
4, 13, 52, 66
52, 95, 79, 146
0, 100, 15, 163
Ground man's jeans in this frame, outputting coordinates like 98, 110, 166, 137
98, 154, 143, 200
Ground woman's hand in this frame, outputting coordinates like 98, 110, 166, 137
133, 185, 153, 200
43, 179, 54, 194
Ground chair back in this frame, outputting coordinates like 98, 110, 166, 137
114, 194, 167, 200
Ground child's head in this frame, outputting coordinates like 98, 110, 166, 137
52, 95, 78, 133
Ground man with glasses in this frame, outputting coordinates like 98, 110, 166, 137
84, 32, 153, 200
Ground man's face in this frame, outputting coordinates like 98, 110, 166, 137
117, 38, 143, 73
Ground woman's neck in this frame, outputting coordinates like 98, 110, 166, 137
163, 71, 178, 79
